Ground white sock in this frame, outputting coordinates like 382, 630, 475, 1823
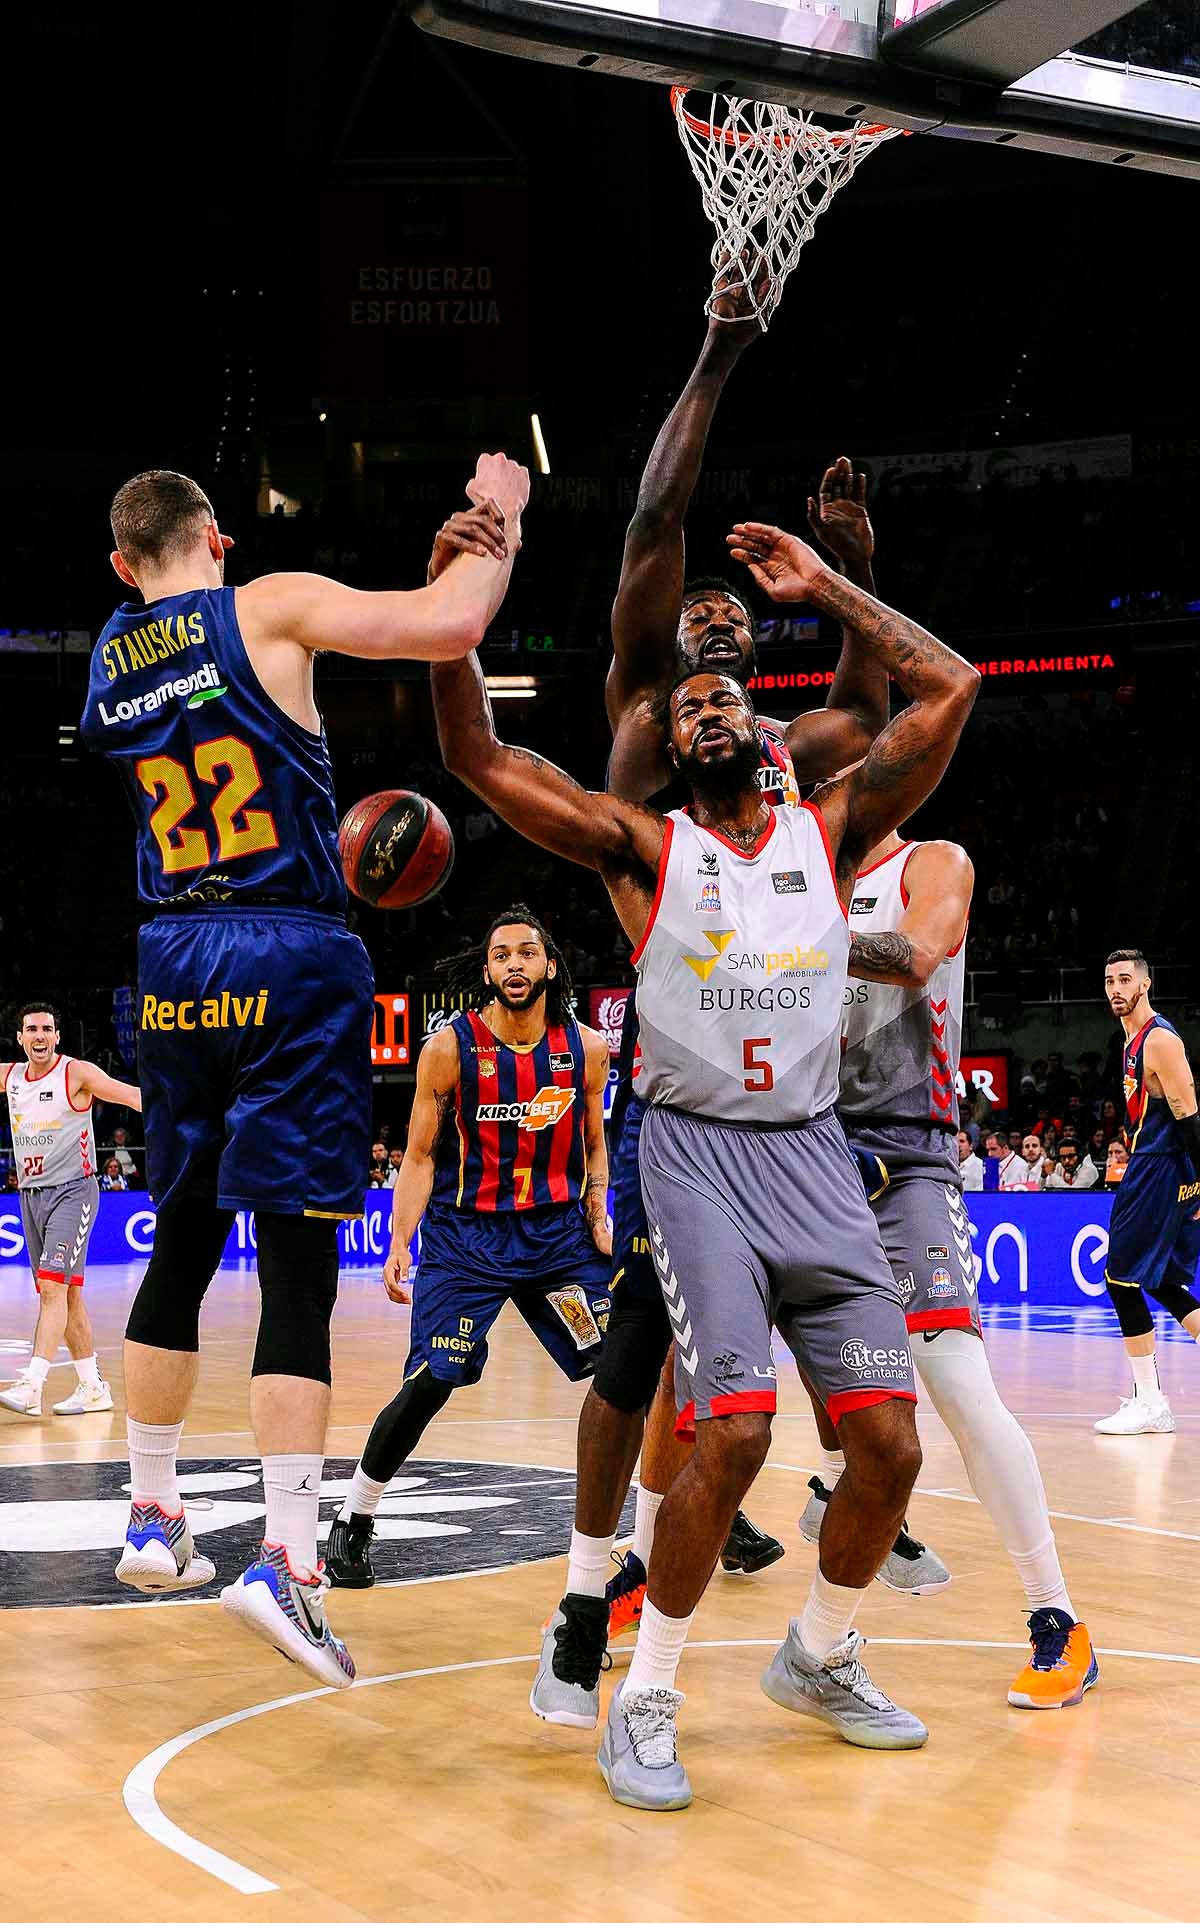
818, 1446, 845, 1488
340, 1465, 389, 1524
75, 1354, 102, 1390
632, 1486, 663, 1568
799, 1568, 867, 1661
625, 1598, 693, 1693
262, 1454, 324, 1577
566, 1527, 614, 1600
916, 1329, 1075, 1616
1130, 1351, 1161, 1400
128, 1417, 183, 1510
1010, 1537, 1075, 1619
26, 1356, 51, 1387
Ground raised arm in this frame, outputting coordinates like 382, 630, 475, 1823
67, 1060, 142, 1111
240, 453, 530, 664
728, 523, 979, 884
782, 458, 891, 783
580, 1025, 613, 1257
848, 842, 974, 986
381, 1027, 460, 1304
1145, 1028, 1200, 1182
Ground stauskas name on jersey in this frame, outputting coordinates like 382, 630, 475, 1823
474, 1086, 577, 1132
99, 610, 208, 681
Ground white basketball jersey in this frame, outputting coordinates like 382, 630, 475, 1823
3, 1056, 97, 1188
840, 842, 967, 1132
633, 805, 850, 1124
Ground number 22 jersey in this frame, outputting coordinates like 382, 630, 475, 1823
80, 588, 345, 913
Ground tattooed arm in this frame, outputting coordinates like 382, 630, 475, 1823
848, 842, 975, 986
727, 521, 979, 889
382, 1027, 461, 1304
431, 651, 666, 944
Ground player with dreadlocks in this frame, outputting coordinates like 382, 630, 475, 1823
327, 906, 614, 1587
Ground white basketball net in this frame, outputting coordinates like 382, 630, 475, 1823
672, 90, 903, 330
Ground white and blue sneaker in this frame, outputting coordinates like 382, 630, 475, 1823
597, 1680, 692, 1811
115, 1499, 217, 1593
220, 1543, 356, 1690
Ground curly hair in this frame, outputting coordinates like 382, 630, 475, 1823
435, 903, 574, 1023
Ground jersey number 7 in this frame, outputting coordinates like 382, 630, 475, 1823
135, 736, 280, 876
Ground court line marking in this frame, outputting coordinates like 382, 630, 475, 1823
123, 1635, 1200, 1897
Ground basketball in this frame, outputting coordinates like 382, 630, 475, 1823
337, 789, 455, 909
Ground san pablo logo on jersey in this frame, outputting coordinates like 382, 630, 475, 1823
93, 658, 228, 727
681, 927, 830, 984
475, 1086, 577, 1132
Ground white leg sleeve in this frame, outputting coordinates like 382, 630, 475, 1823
915, 1330, 1074, 1617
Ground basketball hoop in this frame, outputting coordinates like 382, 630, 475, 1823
671, 89, 904, 331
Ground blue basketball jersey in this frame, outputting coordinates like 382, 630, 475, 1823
430, 1009, 588, 1214
1123, 1014, 1194, 1163
80, 587, 345, 913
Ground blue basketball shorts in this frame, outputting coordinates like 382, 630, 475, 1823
1107, 1153, 1200, 1294
137, 907, 374, 1217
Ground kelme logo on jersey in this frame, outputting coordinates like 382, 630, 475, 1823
95, 660, 226, 726
475, 1086, 577, 1132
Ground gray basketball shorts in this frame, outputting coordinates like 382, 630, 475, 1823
638, 1104, 915, 1431
19, 1177, 100, 1289
863, 1165, 982, 1337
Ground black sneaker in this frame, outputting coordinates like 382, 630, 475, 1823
325, 1514, 376, 1589
720, 1510, 786, 1574
530, 1592, 611, 1725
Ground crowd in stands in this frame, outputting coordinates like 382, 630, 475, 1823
956, 1046, 1131, 1193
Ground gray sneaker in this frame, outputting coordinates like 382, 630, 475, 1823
529, 1595, 609, 1728
799, 1477, 951, 1596
761, 1625, 928, 1750
597, 1681, 692, 1810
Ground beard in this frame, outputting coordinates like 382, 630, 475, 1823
491, 973, 549, 1013
675, 731, 763, 805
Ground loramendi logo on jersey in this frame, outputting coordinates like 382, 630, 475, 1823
475, 1086, 577, 1131
94, 660, 227, 726
0, 1456, 635, 1610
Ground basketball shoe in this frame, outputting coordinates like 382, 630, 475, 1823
0, 1374, 43, 1417
597, 1681, 692, 1811
115, 1499, 217, 1592
606, 1550, 646, 1640
325, 1515, 376, 1588
1094, 1392, 1175, 1435
53, 1379, 114, 1415
220, 1543, 355, 1689
530, 1595, 610, 1726
720, 1510, 785, 1574
761, 1625, 928, 1749
800, 1476, 951, 1594
1008, 1609, 1099, 1709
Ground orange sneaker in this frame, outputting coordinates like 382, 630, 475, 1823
605, 1550, 647, 1641
1008, 1609, 1099, 1709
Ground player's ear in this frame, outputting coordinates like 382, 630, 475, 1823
111, 549, 138, 589
546, 957, 557, 980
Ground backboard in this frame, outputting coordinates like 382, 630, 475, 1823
407, 2, 1200, 179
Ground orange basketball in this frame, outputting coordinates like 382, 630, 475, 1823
337, 790, 455, 909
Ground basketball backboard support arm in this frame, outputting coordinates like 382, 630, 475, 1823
407, 0, 1200, 181
880, 1, 1142, 89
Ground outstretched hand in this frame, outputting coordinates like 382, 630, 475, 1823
807, 455, 874, 572
427, 502, 509, 584
466, 450, 531, 523
727, 521, 830, 604
708, 247, 770, 344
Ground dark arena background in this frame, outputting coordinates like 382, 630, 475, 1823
3, 4, 1200, 1919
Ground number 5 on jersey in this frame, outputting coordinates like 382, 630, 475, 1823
743, 1037, 774, 1092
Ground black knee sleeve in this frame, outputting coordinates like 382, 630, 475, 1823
592, 1309, 673, 1415
1150, 1279, 1200, 1328
362, 1367, 454, 1482
1107, 1278, 1155, 1339
252, 1214, 339, 1385
125, 1200, 233, 1351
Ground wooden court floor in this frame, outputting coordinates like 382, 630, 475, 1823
2, 1260, 1199, 1923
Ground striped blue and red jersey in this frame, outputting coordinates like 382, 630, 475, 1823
1123, 1015, 1191, 1161
429, 1009, 588, 1215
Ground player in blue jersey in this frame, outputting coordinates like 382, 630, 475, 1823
551, 285, 892, 1693
79, 455, 528, 1687
1095, 948, 1200, 1436
326, 907, 613, 1590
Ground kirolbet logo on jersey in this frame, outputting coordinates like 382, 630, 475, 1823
475, 1086, 577, 1132
839, 1338, 912, 1383
94, 659, 227, 726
